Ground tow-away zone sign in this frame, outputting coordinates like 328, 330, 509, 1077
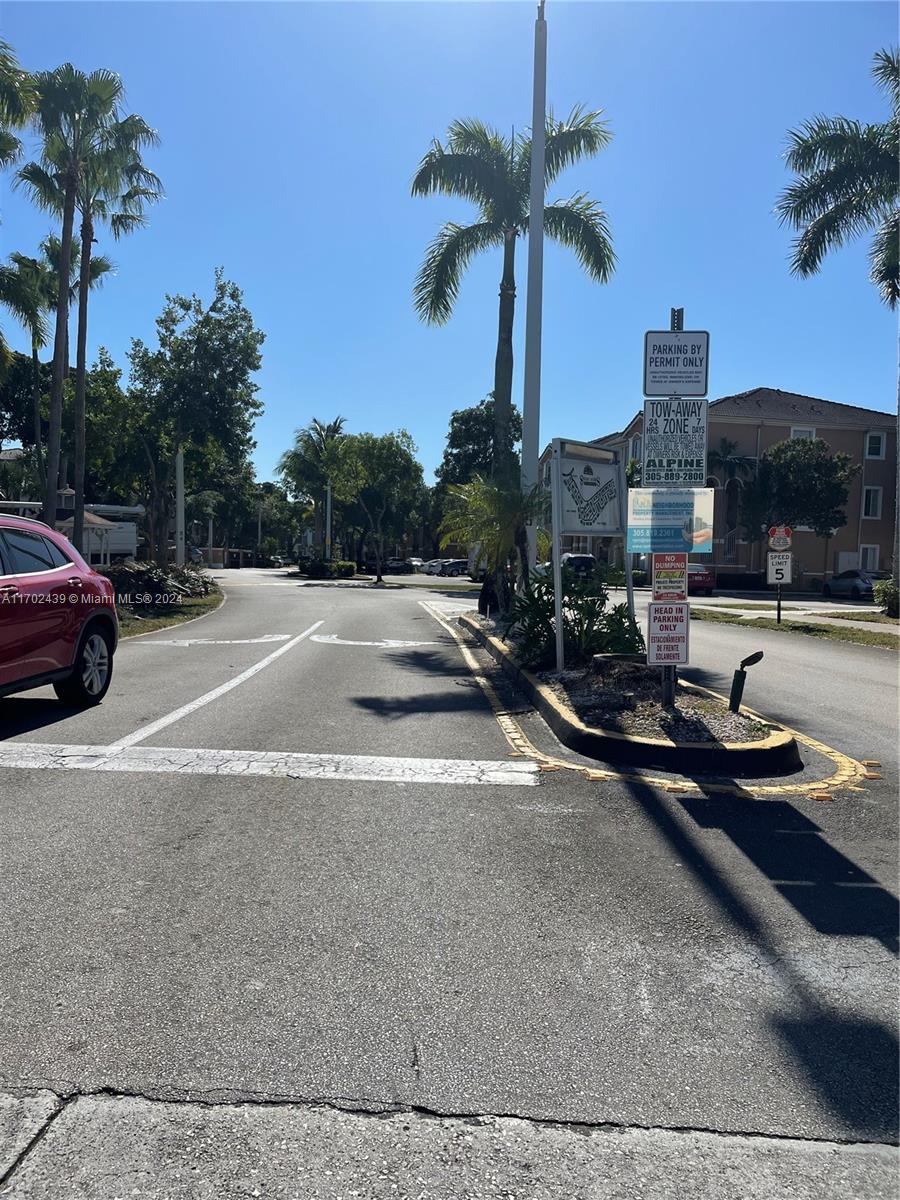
647, 602, 690, 665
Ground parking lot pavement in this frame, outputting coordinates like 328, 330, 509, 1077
0, 571, 896, 1197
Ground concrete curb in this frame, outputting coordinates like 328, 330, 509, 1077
459, 614, 802, 777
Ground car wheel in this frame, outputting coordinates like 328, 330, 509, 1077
822, 584, 832, 598
53, 625, 114, 707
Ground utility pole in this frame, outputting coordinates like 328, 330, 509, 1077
325, 481, 333, 561
175, 449, 185, 566
520, 0, 547, 569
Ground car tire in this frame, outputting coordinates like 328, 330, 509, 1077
53, 625, 114, 707
822, 584, 832, 598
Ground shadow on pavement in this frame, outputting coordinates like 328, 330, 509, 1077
0, 696, 84, 739
683, 785, 899, 955
623, 777, 899, 1140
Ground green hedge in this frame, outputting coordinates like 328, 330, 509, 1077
874, 576, 899, 618
301, 559, 355, 579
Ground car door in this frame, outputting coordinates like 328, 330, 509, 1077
0, 527, 80, 682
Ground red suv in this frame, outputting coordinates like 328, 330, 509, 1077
0, 515, 118, 705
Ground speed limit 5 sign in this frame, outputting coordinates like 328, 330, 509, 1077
767, 552, 792, 584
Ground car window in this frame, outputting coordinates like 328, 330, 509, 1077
1, 528, 63, 574
41, 536, 72, 568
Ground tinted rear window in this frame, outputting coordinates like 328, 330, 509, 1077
2, 528, 62, 574
42, 536, 72, 568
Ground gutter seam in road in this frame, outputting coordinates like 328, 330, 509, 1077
0, 1084, 895, 1151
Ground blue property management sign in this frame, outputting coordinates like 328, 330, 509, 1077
627, 488, 714, 554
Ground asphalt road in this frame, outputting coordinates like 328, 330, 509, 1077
0, 570, 896, 1197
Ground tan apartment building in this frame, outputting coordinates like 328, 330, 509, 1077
553, 387, 896, 587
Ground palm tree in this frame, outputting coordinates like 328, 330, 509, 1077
8, 236, 114, 490
440, 474, 546, 614
776, 47, 899, 581
278, 416, 346, 555
0, 39, 32, 170
17, 65, 126, 526
707, 437, 754, 482
412, 108, 615, 480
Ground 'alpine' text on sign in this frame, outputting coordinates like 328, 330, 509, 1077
642, 398, 709, 486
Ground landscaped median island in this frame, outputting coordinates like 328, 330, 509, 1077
102, 561, 223, 637
460, 611, 802, 776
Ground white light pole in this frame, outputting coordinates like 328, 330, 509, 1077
520, 0, 547, 569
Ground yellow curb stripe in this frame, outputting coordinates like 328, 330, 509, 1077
420, 602, 869, 799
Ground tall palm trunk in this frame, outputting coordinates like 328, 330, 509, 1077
42, 179, 77, 526
491, 231, 517, 480
73, 210, 93, 554
30, 343, 45, 492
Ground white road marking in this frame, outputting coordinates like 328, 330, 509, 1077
132, 635, 292, 647
310, 634, 440, 649
107, 620, 324, 751
0, 743, 538, 786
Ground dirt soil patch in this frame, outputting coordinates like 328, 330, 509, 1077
539, 658, 770, 743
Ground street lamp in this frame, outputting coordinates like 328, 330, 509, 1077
728, 650, 764, 713
520, 0, 547, 569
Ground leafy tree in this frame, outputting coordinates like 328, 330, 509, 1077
776, 46, 898, 581
19, 68, 160, 545
435, 393, 522, 488
412, 108, 615, 480
278, 416, 345, 555
741, 438, 859, 546
125, 271, 264, 565
331, 431, 424, 583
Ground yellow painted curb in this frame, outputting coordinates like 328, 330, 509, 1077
418, 602, 868, 799
459, 614, 801, 776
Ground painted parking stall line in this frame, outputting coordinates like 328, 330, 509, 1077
108, 620, 324, 751
0, 743, 539, 786
133, 635, 293, 647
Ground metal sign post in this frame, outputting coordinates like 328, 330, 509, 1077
767, 548, 792, 624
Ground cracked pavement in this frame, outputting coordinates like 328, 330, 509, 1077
0, 570, 897, 1196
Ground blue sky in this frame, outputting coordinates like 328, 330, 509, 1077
3, 1, 897, 484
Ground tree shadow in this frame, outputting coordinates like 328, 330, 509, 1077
352, 689, 489, 722
622, 777, 899, 1140
681, 785, 899, 954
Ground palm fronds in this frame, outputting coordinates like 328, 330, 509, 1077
413, 220, 503, 324
543, 195, 616, 283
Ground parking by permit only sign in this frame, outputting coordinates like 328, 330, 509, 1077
644, 331, 709, 397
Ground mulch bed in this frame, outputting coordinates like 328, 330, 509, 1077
538, 658, 770, 744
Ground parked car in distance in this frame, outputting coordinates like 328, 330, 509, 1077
0, 514, 118, 705
822, 569, 889, 601
270, 555, 284, 568
423, 558, 448, 575
406, 557, 425, 572
385, 557, 414, 574
687, 563, 715, 595
439, 559, 469, 577
560, 553, 596, 579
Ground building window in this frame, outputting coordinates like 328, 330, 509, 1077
790, 427, 816, 440
866, 432, 885, 459
629, 435, 642, 463
860, 544, 880, 571
863, 487, 883, 519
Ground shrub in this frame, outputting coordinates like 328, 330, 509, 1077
504, 570, 645, 669
300, 559, 355, 579
875, 576, 899, 617
630, 569, 648, 588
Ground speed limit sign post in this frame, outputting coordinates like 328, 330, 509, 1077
767, 551, 792, 623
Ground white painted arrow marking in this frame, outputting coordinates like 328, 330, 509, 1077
134, 634, 292, 647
